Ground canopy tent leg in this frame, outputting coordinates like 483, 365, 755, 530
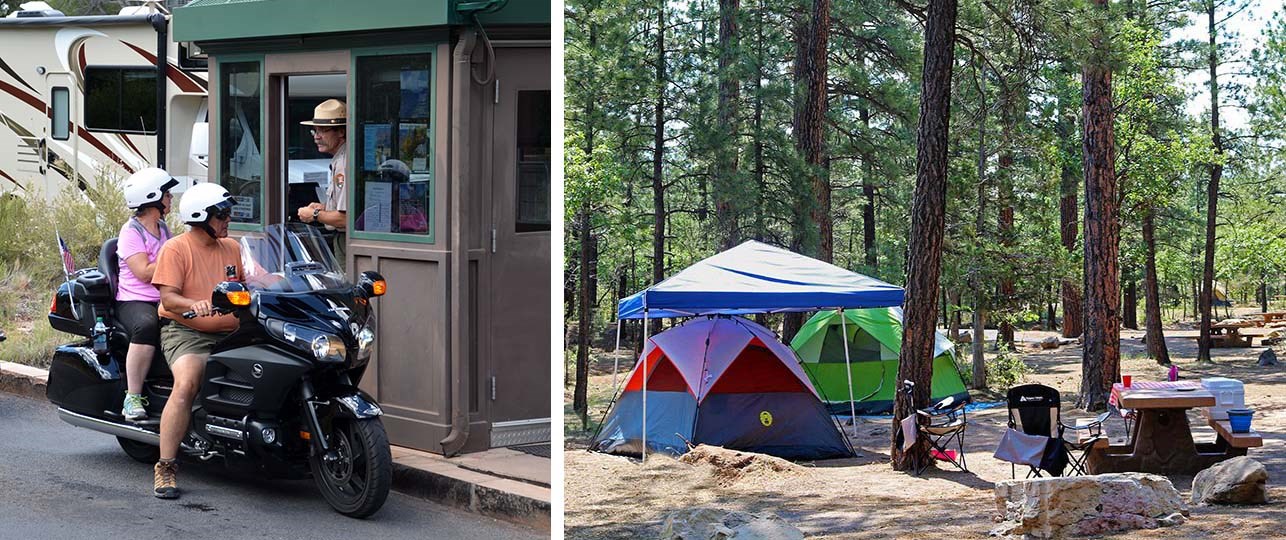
840, 308, 858, 437
611, 319, 623, 394
641, 296, 648, 464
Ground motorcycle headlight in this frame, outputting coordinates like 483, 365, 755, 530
356, 327, 375, 360
273, 322, 346, 363
309, 333, 346, 363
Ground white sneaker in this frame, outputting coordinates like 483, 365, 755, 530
122, 394, 148, 421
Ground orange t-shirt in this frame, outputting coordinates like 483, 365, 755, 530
152, 232, 244, 334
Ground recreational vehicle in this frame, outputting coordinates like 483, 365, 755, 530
0, 1, 208, 199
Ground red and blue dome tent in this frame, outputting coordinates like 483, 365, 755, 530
591, 316, 854, 460
597, 240, 907, 460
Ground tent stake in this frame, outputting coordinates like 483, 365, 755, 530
840, 308, 858, 437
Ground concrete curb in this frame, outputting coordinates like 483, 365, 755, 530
0, 361, 48, 401
391, 460, 552, 530
0, 362, 550, 530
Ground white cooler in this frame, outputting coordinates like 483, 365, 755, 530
1200, 377, 1245, 420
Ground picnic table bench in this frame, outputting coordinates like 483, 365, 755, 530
1205, 410, 1263, 450
1086, 382, 1254, 475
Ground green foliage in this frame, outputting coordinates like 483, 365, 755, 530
986, 348, 1030, 390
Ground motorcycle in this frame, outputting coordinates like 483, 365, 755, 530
46, 223, 391, 518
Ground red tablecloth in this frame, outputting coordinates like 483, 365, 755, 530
1108, 380, 1201, 407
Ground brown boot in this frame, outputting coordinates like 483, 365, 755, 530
154, 459, 179, 499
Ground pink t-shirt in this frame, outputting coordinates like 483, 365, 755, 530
115, 218, 171, 302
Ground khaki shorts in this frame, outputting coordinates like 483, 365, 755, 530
160, 322, 228, 366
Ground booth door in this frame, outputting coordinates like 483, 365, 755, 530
487, 47, 551, 446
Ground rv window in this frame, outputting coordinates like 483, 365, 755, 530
219, 61, 263, 225
84, 67, 157, 134
51, 87, 70, 141
179, 43, 208, 70
352, 53, 433, 237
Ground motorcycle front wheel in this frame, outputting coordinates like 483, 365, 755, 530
309, 417, 392, 518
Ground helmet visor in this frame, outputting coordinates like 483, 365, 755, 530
208, 199, 234, 220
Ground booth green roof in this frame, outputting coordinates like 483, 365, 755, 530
173, 0, 548, 42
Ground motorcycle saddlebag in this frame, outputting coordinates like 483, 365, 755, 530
46, 344, 121, 413
48, 270, 113, 337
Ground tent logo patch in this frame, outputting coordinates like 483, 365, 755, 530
759, 411, 773, 427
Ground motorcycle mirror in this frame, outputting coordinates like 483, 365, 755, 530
211, 281, 251, 311
356, 271, 387, 298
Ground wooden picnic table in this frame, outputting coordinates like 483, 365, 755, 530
1208, 320, 1258, 347
1086, 381, 1251, 475
1252, 311, 1286, 325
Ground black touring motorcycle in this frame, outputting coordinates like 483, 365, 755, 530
46, 223, 391, 518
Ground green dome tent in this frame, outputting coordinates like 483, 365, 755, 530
790, 307, 969, 415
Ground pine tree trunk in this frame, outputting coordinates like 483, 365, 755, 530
997, 97, 1016, 348
715, 0, 741, 250
652, 3, 667, 291
1142, 208, 1170, 365
1123, 277, 1138, 330
861, 105, 877, 271
972, 303, 987, 389
1197, 1, 1222, 364
1078, 0, 1119, 412
1057, 61, 1083, 339
892, 0, 958, 472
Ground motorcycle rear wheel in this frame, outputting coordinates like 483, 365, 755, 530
117, 436, 160, 464
310, 417, 392, 518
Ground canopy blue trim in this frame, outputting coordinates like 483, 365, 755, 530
618, 240, 905, 320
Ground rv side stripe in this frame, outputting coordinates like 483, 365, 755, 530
120, 134, 146, 161
0, 57, 38, 95
0, 168, 24, 191
77, 126, 137, 175
0, 79, 45, 111
119, 41, 204, 94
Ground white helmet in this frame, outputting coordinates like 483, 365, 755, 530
122, 167, 179, 210
178, 182, 234, 224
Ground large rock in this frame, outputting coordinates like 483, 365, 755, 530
1190, 456, 1269, 505
991, 473, 1188, 538
659, 508, 804, 540
1039, 336, 1060, 350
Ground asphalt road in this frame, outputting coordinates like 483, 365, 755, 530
0, 392, 547, 539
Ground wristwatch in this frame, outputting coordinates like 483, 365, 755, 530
312, 208, 321, 222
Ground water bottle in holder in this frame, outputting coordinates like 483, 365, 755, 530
92, 316, 108, 354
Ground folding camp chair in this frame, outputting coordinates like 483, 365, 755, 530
1061, 411, 1110, 476
1005, 384, 1064, 478
901, 381, 968, 476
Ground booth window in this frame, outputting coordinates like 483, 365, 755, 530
219, 61, 263, 224
353, 53, 433, 236
51, 87, 69, 141
516, 90, 550, 232
84, 67, 156, 133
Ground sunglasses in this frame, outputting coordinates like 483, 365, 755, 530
310, 127, 337, 136
212, 209, 232, 220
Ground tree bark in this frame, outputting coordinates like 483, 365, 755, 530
715, 0, 741, 250
1078, 0, 1119, 412
1057, 79, 1083, 338
1142, 208, 1171, 365
1197, 0, 1222, 364
892, 0, 958, 472
972, 304, 987, 389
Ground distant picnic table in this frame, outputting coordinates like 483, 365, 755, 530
1087, 382, 1260, 474
1169, 319, 1279, 347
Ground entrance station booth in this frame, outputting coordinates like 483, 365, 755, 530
173, 0, 551, 455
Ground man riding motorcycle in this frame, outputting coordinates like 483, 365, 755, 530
150, 182, 241, 499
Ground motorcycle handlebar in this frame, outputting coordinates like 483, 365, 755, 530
181, 307, 229, 319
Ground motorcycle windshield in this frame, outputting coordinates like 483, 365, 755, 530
239, 223, 348, 292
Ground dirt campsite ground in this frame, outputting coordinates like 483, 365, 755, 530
563, 314, 1286, 539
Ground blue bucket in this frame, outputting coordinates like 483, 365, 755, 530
1227, 409, 1254, 433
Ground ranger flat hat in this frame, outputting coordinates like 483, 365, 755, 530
300, 99, 347, 126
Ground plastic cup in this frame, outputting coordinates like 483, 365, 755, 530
1122, 375, 1132, 388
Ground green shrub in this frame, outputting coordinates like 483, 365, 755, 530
987, 348, 1030, 390
0, 168, 128, 286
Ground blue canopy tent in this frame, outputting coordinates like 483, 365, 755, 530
606, 240, 907, 459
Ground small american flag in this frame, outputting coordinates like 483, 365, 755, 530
57, 232, 75, 277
